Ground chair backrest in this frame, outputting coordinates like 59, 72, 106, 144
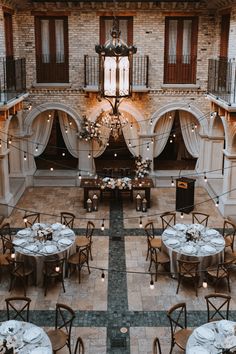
167, 302, 187, 338
7, 258, 26, 277
192, 212, 209, 227
223, 219, 236, 248
23, 213, 40, 228
60, 212, 75, 228
0, 223, 13, 254
5, 296, 31, 322
44, 257, 65, 278
86, 221, 95, 240
160, 212, 176, 231
205, 293, 231, 322
216, 262, 230, 280
152, 337, 162, 354
55, 303, 75, 340
74, 337, 85, 354
177, 259, 200, 279
144, 222, 155, 240
78, 245, 90, 266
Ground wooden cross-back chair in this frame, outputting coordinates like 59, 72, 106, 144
205, 293, 231, 322
7, 258, 34, 297
47, 303, 75, 354
176, 259, 200, 297
152, 337, 162, 354
5, 296, 31, 322
192, 212, 209, 227
149, 247, 170, 281
144, 221, 161, 261
60, 212, 75, 228
74, 337, 85, 354
43, 257, 65, 296
76, 221, 95, 260
223, 219, 236, 252
0, 223, 14, 271
23, 212, 40, 228
167, 302, 192, 353
206, 262, 231, 293
68, 244, 91, 283
160, 212, 176, 232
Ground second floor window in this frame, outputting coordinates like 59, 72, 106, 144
164, 17, 198, 84
100, 16, 133, 45
35, 16, 69, 83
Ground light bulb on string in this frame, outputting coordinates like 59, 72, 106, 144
139, 216, 143, 228
171, 177, 174, 187
88, 152, 91, 159
8, 136, 12, 145
69, 120, 72, 126
128, 140, 131, 147
173, 133, 176, 138
202, 279, 208, 288
107, 142, 109, 146
50, 167, 54, 172
170, 137, 173, 143
204, 173, 207, 183
24, 152, 27, 161
0, 139, 2, 148
65, 127, 68, 134
101, 270, 105, 282
114, 153, 117, 157
191, 124, 195, 132
180, 212, 184, 219
194, 123, 198, 129
151, 138, 154, 144
47, 113, 51, 123
147, 143, 149, 151
169, 114, 172, 119
215, 196, 219, 207
35, 145, 38, 152
101, 219, 105, 231
78, 172, 82, 180
23, 217, 27, 224
150, 274, 155, 290
62, 152, 65, 157
188, 104, 191, 110
150, 119, 153, 126
130, 122, 133, 129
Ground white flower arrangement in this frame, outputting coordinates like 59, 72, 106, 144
186, 226, 201, 243
101, 177, 132, 190
135, 155, 151, 178
79, 115, 103, 146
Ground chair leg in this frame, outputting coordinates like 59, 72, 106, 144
176, 276, 181, 294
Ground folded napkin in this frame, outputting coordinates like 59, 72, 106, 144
58, 238, 73, 246
201, 245, 216, 254
23, 327, 42, 343
182, 245, 196, 254
210, 237, 225, 246
0, 321, 19, 335
174, 224, 187, 232
194, 327, 215, 342
188, 346, 210, 354
17, 229, 31, 237
42, 245, 58, 254
13, 238, 27, 246
205, 229, 219, 236
165, 238, 180, 247
60, 229, 74, 236
23, 244, 38, 254
163, 229, 176, 236
51, 223, 63, 231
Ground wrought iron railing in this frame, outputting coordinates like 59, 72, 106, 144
164, 55, 197, 84
84, 55, 149, 89
208, 58, 236, 105
0, 57, 26, 104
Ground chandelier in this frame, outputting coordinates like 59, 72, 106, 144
95, 17, 137, 140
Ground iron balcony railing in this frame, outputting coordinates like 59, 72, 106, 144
208, 58, 236, 105
164, 55, 197, 84
0, 57, 26, 104
84, 55, 149, 90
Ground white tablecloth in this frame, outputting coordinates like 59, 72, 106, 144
186, 320, 236, 353
162, 223, 225, 280
14, 223, 76, 286
0, 320, 52, 354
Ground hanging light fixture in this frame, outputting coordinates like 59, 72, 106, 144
95, 17, 137, 140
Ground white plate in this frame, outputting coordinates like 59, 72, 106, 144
205, 229, 219, 236
218, 320, 235, 334
42, 245, 58, 254
174, 224, 187, 232
31, 347, 51, 354
201, 245, 216, 254
0, 320, 20, 335
32, 223, 47, 230
194, 327, 215, 342
60, 229, 74, 237
210, 237, 225, 246
13, 238, 28, 246
51, 223, 63, 231
182, 245, 196, 254
17, 229, 31, 237
188, 346, 210, 354
23, 327, 42, 343
23, 244, 38, 254
58, 238, 73, 246
165, 238, 180, 247
191, 223, 205, 231
163, 229, 176, 236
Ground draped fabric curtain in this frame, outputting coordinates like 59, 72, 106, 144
104, 19, 128, 43
31, 111, 54, 157
182, 20, 192, 64
179, 110, 200, 158
55, 19, 64, 63
92, 124, 111, 158
41, 20, 50, 63
153, 113, 174, 157
121, 117, 139, 157
58, 111, 78, 158
168, 20, 177, 63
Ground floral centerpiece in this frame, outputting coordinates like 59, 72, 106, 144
185, 226, 201, 243
79, 115, 103, 146
116, 177, 132, 190
135, 155, 151, 178
101, 177, 116, 189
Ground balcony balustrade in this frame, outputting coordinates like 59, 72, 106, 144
0, 57, 26, 104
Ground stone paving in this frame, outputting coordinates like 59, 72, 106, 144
1, 185, 235, 353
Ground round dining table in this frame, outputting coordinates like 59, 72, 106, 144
13, 222, 76, 286
161, 223, 225, 280
186, 320, 236, 354
0, 319, 52, 354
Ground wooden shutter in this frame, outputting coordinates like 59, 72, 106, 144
4, 12, 14, 58
220, 14, 230, 59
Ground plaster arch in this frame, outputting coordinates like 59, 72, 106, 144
149, 101, 207, 135
88, 100, 146, 134
24, 102, 82, 134
209, 114, 226, 138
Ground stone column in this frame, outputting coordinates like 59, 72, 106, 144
220, 150, 236, 216
139, 134, 155, 173
78, 139, 94, 177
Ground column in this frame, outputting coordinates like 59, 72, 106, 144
78, 139, 94, 177
139, 134, 155, 173
220, 150, 236, 216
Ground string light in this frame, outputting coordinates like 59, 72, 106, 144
150, 274, 155, 290
50, 167, 54, 172
170, 137, 173, 143
151, 138, 154, 144
188, 104, 191, 110
11, 249, 15, 259
69, 120, 72, 126
114, 153, 117, 157
0, 139, 2, 148
147, 143, 149, 151
150, 119, 153, 126
202, 279, 208, 288
180, 212, 184, 219
88, 152, 91, 159
204, 173, 207, 183
55, 266, 60, 272
139, 216, 143, 228
101, 219, 105, 231
106, 142, 109, 146
62, 152, 65, 157
171, 177, 174, 187
78, 172, 82, 180
47, 113, 51, 123
101, 270, 105, 282
191, 124, 195, 132
130, 123, 133, 129
194, 123, 198, 129
23, 152, 27, 161
35, 145, 38, 152
65, 127, 68, 134
8, 136, 12, 145
23, 217, 27, 224
128, 140, 131, 147
215, 196, 219, 207
169, 114, 172, 119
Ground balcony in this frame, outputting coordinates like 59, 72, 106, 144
208, 58, 236, 105
84, 55, 149, 92
0, 57, 26, 104
164, 55, 197, 84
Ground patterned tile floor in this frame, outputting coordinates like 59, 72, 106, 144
1, 185, 236, 353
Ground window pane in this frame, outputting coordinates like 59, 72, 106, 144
55, 19, 64, 63
104, 18, 128, 43
183, 20, 192, 63
168, 20, 177, 63
41, 20, 50, 63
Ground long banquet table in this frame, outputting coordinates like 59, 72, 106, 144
14, 222, 76, 286
80, 177, 154, 208
161, 223, 225, 280
0, 320, 52, 353
186, 320, 236, 353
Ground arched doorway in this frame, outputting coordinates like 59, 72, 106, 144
35, 111, 78, 170
154, 110, 197, 170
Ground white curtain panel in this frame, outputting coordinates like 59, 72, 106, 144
179, 110, 200, 158
55, 19, 64, 63
121, 117, 139, 157
41, 19, 50, 63
58, 111, 78, 158
168, 20, 177, 63
182, 20, 192, 64
31, 111, 54, 157
92, 124, 111, 158
153, 113, 174, 158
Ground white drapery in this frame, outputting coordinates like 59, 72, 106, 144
182, 20, 192, 64
58, 111, 78, 158
168, 20, 177, 63
121, 116, 139, 157
41, 20, 50, 63
55, 19, 64, 63
153, 113, 174, 157
31, 111, 54, 157
92, 123, 111, 158
179, 110, 200, 158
